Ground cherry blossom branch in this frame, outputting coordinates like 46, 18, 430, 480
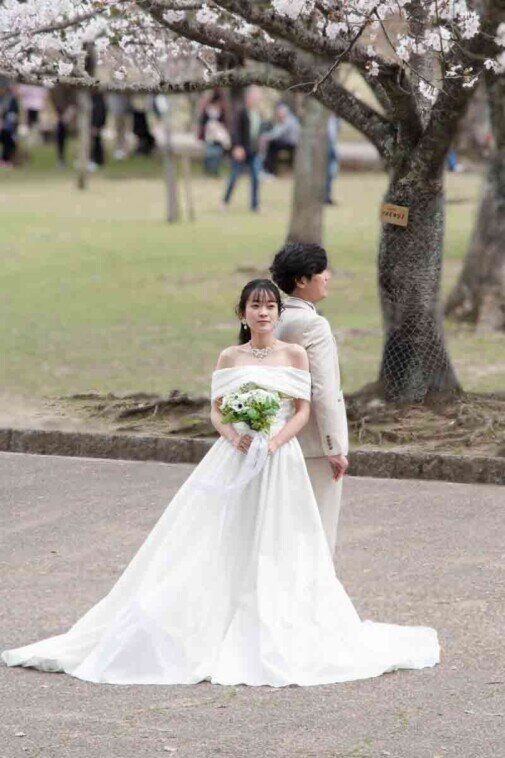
213, 0, 422, 135
411, 8, 505, 180
148, 1, 204, 8
141, 0, 300, 71
0, 65, 293, 95
213, 0, 350, 60
372, 8, 440, 96
0, 7, 107, 42
1, 0, 501, 177
311, 3, 379, 92
290, 73, 394, 159
141, 0, 393, 143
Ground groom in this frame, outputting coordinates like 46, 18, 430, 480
270, 242, 349, 554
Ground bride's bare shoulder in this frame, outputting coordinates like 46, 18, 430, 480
276, 341, 309, 370
215, 345, 242, 369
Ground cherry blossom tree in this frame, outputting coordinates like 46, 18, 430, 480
1, 0, 505, 401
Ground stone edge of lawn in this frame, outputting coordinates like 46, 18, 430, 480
0, 427, 503, 486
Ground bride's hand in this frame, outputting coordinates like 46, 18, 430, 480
268, 438, 280, 455
232, 434, 253, 454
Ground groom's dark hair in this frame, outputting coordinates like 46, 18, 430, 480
269, 242, 328, 295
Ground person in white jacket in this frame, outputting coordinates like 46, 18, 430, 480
270, 242, 349, 554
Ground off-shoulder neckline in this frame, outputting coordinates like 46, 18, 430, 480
213, 365, 310, 375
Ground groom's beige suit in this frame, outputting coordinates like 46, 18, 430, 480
274, 296, 348, 553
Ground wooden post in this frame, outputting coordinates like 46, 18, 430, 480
76, 90, 91, 190
181, 154, 195, 222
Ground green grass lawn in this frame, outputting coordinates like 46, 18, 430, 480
0, 146, 502, 410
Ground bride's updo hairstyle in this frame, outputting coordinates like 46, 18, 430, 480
236, 279, 284, 344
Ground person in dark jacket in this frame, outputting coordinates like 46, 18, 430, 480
0, 82, 19, 167
90, 92, 107, 168
50, 84, 77, 167
222, 87, 264, 212
131, 95, 155, 156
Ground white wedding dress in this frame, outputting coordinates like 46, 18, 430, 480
1, 366, 439, 686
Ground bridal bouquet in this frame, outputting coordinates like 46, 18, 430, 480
220, 383, 281, 434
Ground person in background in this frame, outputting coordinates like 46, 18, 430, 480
260, 103, 300, 177
0, 81, 20, 168
198, 90, 230, 176
222, 86, 264, 212
17, 85, 47, 140
447, 148, 464, 173
107, 93, 131, 160
325, 114, 341, 205
50, 85, 77, 167
89, 92, 107, 171
131, 95, 155, 156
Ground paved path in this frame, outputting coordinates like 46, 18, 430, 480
0, 452, 503, 758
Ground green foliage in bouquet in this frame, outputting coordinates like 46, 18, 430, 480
220, 383, 282, 434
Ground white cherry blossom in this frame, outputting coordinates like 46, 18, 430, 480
0, 0, 502, 99
271, 0, 315, 20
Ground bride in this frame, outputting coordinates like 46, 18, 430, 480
1, 279, 439, 687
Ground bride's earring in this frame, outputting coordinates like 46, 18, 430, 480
242, 321, 249, 329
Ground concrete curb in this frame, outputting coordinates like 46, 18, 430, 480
0, 427, 503, 486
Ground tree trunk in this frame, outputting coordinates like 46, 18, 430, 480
76, 90, 91, 191
161, 101, 180, 223
445, 75, 505, 331
445, 154, 505, 330
456, 81, 490, 161
378, 175, 461, 401
287, 97, 328, 245
76, 42, 95, 191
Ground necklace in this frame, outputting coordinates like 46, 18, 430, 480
248, 340, 277, 360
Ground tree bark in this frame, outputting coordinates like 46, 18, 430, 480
378, 175, 461, 401
445, 75, 505, 331
287, 97, 328, 246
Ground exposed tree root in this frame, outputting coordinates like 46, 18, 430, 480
345, 388, 505, 456
61, 390, 215, 437
49, 386, 505, 458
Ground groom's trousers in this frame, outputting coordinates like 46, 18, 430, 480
305, 457, 343, 557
